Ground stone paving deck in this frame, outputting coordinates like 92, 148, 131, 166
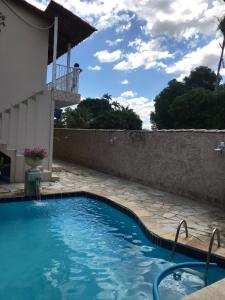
1, 160, 225, 299
183, 278, 225, 300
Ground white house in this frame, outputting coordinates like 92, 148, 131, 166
0, 0, 96, 182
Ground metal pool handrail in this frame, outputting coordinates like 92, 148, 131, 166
152, 262, 217, 300
170, 219, 188, 261
205, 228, 220, 276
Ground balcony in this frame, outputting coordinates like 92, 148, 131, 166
47, 64, 82, 108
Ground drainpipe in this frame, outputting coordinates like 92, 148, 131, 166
52, 16, 58, 90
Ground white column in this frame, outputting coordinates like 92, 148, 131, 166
2, 111, 10, 143
26, 97, 36, 148
48, 95, 55, 171
17, 102, 27, 154
67, 43, 71, 73
8, 106, 19, 149
52, 16, 58, 89
66, 43, 71, 92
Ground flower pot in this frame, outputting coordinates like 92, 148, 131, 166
25, 157, 43, 170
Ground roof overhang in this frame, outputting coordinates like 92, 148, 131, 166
15, 0, 97, 64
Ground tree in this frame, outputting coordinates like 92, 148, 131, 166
55, 96, 142, 130
78, 98, 112, 117
184, 66, 218, 91
54, 118, 65, 128
210, 86, 225, 129
150, 79, 185, 129
63, 107, 93, 129
169, 87, 225, 129
91, 108, 142, 130
151, 66, 221, 129
169, 88, 213, 129
102, 93, 112, 100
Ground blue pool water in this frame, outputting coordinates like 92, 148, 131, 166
0, 196, 224, 300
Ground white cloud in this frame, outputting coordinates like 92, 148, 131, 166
114, 38, 173, 71
116, 21, 132, 33
88, 65, 102, 71
114, 93, 154, 130
25, 0, 47, 10
28, 0, 225, 81
94, 50, 122, 63
37, 0, 225, 40
166, 38, 222, 79
106, 39, 123, 47
27, 0, 225, 40
121, 90, 136, 98
96, 13, 132, 31
121, 79, 129, 85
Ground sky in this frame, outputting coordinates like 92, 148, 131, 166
27, 0, 225, 129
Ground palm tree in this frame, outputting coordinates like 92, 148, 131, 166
216, 16, 225, 90
102, 93, 112, 100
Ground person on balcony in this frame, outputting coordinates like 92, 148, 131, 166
72, 63, 82, 93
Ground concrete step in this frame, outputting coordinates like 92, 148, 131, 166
0, 90, 53, 183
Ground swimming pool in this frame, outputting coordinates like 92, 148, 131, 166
0, 194, 224, 300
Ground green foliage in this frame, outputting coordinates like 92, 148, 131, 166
170, 87, 225, 129
54, 118, 64, 128
91, 108, 142, 130
63, 107, 93, 128
150, 79, 185, 129
151, 66, 225, 129
55, 96, 142, 130
102, 93, 112, 100
218, 16, 225, 37
170, 88, 213, 129
184, 66, 219, 91
78, 98, 112, 116
209, 88, 225, 129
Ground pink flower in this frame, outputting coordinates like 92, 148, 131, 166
24, 147, 47, 159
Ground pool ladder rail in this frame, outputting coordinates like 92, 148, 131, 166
170, 219, 188, 262
152, 222, 221, 300
170, 220, 221, 284
205, 228, 220, 276
170, 220, 221, 271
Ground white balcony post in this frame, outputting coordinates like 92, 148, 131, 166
52, 16, 58, 89
67, 43, 71, 73
66, 43, 71, 92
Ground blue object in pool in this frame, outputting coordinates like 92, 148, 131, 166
0, 196, 225, 300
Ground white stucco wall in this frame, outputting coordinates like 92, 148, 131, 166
0, 1, 54, 182
0, 0, 49, 110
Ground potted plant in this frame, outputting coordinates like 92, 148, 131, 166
24, 147, 47, 170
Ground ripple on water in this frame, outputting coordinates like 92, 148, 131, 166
0, 196, 225, 300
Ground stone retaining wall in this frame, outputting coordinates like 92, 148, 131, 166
54, 129, 225, 207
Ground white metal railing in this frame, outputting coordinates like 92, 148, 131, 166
56, 64, 73, 79
47, 64, 82, 94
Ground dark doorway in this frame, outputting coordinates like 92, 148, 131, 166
0, 152, 10, 183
